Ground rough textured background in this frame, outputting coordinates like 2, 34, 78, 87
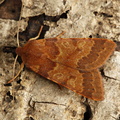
0, 0, 120, 120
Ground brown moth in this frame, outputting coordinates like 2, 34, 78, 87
16, 37, 116, 101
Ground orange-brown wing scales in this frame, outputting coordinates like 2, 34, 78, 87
43, 38, 116, 71
16, 38, 116, 71
44, 38, 95, 70
80, 69, 104, 101
16, 38, 116, 101
47, 63, 104, 101
77, 39, 116, 71
28, 61, 104, 101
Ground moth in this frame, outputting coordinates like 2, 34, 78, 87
13, 29, 116, 101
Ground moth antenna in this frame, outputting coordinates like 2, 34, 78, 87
12, 55, 18, 80
29, 25, 43, 41
8, 3, 24, 84
7, 63, 24, 83
16, 0, 23, 47
55, 31, 66, 38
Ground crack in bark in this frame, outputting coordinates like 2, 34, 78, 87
28, 97, 65, 110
